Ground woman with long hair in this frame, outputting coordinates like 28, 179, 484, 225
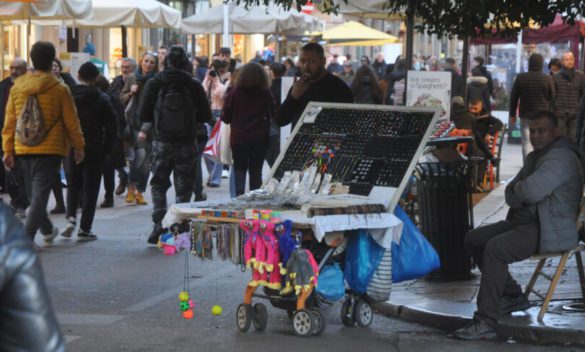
222, 63, 275, 196
351, 65, 383, 104
119, 51, 158, 205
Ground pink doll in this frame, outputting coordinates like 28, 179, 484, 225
259, 221, 282, 290
240, 220, 266, 287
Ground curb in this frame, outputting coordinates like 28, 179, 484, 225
373, 301, 470, 331
374, 301, 585, 347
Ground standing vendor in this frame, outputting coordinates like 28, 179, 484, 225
276, 43, 354, 128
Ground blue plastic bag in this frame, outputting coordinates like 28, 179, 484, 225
344, 230, 385, 294
315, 262, 345, 301
392, 206, 441, 283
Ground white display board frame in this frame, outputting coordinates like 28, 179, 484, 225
264, 102, 441, 213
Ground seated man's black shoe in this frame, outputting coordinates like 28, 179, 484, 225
451, 316, 497, 341
147, 223, 164, 245
500, 294, 531, 315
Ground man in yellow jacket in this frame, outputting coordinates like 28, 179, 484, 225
2, 41, 84, 246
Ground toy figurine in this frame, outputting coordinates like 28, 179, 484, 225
275, 220, 297, 275
280, 248, 319, 296
240, 220, 266, 286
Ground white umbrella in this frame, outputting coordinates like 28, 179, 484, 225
0, 0, 92, 21
181, 3, 318, 34
75, 0, 181, 28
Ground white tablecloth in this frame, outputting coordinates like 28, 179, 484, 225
162, 202, 403, 249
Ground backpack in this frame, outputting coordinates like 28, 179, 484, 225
154, 82, 197, 142
15, 95, 57, 146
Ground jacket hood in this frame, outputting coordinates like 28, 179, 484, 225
15, 71, 60, 95
467, 76, 488, 84
70, 84, 101, 105
528, 54, 544, 72
157, 68, 194, 85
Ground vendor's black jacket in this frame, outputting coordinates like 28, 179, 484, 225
0, 203, 65, 351
70, 84, 117, 154
137, 67, 212, 142
276, 73, 353, 127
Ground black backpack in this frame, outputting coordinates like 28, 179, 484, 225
154, 82, 197, 142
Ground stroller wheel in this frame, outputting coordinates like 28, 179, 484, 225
355, 300, 373, 327
252, 303, 268, 331
236, 303, 252, 332
340, 298, 355, 327
292, 309, 313, 337
310, 308, 327, 336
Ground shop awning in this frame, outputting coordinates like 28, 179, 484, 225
72, 0, 181, 28
322, 21, 399, 43
325, 38, 398, 47
180, 3, 319, 35
334, 0, 403, 20
0, 0, 92, 21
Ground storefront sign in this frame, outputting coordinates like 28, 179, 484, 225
406, 71, 451, 120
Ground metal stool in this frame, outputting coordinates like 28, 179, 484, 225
524, 245, 585, 321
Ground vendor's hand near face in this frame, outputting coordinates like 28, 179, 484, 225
291, 49, 326, 100
291, 72, 313, 100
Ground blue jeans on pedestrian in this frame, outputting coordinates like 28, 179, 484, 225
129, 146, 150, 193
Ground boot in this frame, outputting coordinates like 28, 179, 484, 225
115, 178, 127, 196
135, 192, 147, 205
125, 185, 135, 204
100, 197, 114, 208
147, 222, 163, 245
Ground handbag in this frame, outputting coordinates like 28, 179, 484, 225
391, 205, 441, 283
203, 119, 233, 165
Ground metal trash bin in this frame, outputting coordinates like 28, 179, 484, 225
415, 161, 474, 280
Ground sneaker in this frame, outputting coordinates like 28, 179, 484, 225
43, 227, 59, 245
78, 230, 97, 242
60, 219, 76, 238
125, 190, 135, 203
147, 223, 163, 245
100, 198, 114, 208
452, 317, 497, 341
206, 182, 220, 188
500, 294, 531, 315
221, 170, 229, 178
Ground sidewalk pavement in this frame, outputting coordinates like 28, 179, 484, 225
376, 142, 585, 346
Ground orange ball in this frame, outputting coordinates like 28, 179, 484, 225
182, 309, 194, 320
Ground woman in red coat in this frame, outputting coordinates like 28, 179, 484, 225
222, 63, 275, 196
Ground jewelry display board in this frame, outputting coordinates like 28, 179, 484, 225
267, 102, 440, 212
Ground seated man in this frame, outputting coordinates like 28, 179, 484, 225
453, 110, 584, 340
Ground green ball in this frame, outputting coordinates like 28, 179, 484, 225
211, 305, 223, 316
180, 301, 190, 311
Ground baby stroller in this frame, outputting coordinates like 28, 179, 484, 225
235, 225, 375, 337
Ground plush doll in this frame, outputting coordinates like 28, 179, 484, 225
259, 221, 282, 290
275, 220, 297, 275
280, 248, 319, 296
240, 220, 266, 286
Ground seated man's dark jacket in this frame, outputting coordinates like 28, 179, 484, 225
0, 203, 65, 351
451, 103, 494, 159
505, 136, 584, 253
276, 73, 353, 127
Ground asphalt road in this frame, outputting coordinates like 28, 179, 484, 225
26, 167, 579, 351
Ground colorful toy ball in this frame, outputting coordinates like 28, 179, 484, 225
182, 309, 194, 320
211, 305, 223, 316
178, 291, 189, 302
188, 299, 195, 309
180, 301, 190, 311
